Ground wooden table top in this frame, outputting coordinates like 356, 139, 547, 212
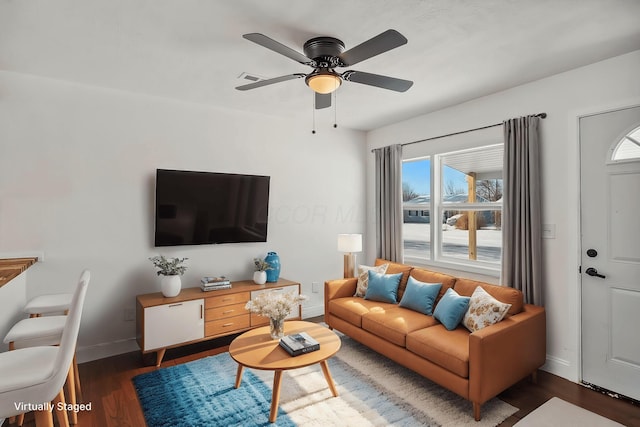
0, 257, 38, 288
229, 321, 341, 371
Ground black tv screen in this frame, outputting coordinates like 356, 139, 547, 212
154, 169, 270, 246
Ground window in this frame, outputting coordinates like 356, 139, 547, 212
402, 144, 503, 273
611, 126, 640, 162
403, 158, 432, 259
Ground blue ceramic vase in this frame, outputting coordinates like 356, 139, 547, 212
265, 252, 280, 282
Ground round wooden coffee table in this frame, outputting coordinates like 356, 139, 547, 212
229, 321, 341, 423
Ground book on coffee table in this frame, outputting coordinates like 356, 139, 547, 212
279, 332, 320, 356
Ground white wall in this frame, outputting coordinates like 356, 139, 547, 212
0, 71, 367, 361
366, 50, 640, 382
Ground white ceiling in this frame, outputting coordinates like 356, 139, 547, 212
2, 0, 640, 131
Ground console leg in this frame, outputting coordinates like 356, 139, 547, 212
156, 348, 166, 367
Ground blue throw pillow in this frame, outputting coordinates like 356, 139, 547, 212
364, 271, 403, 303
433, 288, 471, 330
399, 276, 442, 315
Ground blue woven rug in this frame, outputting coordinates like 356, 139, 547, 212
133, 353, 294, 427
133, 336, 517, 426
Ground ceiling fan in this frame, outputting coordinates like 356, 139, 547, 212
235, 29, 413, 109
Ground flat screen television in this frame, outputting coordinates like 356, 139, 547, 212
154, 169, 270, 246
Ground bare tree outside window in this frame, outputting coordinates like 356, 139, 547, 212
403, 182, 419, 201
477, 179, 502, 202
445, 180, 465, 196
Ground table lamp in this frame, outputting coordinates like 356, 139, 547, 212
337, 234, 362, 278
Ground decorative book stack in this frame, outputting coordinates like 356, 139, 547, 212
279, 332, 320, 356
200, 276, 231, 292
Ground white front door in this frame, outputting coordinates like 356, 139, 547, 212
580, 105, 640, 401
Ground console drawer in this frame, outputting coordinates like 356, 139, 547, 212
206, 292, 250, 308
205, 315, 251, 337
206, 302, 248, 321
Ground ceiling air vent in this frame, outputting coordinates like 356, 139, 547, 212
237, 72, 264, 82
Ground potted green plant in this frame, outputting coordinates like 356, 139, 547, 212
149, 255, 188, 297
253, 258, 272, 285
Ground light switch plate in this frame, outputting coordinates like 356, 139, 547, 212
542, 224, 556, 239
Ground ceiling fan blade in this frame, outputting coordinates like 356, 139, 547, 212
235, 73, 305, 91
339, 29, 408, 66
343, 70, 413, 92
315, 93, 331, 109
243, 33, 311, 65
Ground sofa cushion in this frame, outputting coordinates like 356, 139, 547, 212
355, 263, 389, 297
362, 306, 438, 347
433, 288, 470, 330
328, 297, 397, 328
406, 325, 470, 378
399, 276, 442, 315
454, 278, 523, 315
462, 286, 512, 332
410, 268, 457, 304
374, 259, 413, 300
364, 271, 402, 303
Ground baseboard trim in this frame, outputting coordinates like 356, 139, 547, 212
76, 338, 139, 364
542, 354, 577, 382
302, 305, 324, 319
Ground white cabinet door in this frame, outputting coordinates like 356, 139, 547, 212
144, 299, 204, 351
250, 285, 300, 320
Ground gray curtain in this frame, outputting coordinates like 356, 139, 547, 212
374, 144, 403, 262
501, 116, 543, 305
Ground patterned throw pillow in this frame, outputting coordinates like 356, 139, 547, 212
354, 263, 389, 297
462, 286, 512, 332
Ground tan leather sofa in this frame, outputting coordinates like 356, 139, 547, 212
324, 259, 546, 421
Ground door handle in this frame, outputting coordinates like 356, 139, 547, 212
585, 267, 606, 279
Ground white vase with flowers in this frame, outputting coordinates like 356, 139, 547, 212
245, 290, 307, 339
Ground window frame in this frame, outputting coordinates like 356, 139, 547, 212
402, 137, 503, 277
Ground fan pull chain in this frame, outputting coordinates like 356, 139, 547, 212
333, 91, 338, 129
312, 94, 316, 134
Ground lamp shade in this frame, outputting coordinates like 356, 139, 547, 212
337, 234, 362, 253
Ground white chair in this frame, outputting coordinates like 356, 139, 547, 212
0, 270, 89, 427
3, 316, 79, 425
24, 293, 73, 317
8, 272, 87, 408
4, 316, 67, 350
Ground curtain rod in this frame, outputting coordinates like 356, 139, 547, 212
371, 112, 547, 152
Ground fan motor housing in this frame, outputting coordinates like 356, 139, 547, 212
303, 37, 345, 67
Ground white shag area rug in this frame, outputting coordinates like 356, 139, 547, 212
252, 335, 518, 426
513, 397, 625, 426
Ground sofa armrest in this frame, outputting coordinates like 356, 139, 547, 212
324, 278, 357, 319
468, 304, 546, 405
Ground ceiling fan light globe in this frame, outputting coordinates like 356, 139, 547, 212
306, 73, 342, 94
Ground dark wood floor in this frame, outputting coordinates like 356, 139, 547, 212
7, 323, 640, 427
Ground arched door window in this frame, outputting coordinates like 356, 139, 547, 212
611, 125, 640, 161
